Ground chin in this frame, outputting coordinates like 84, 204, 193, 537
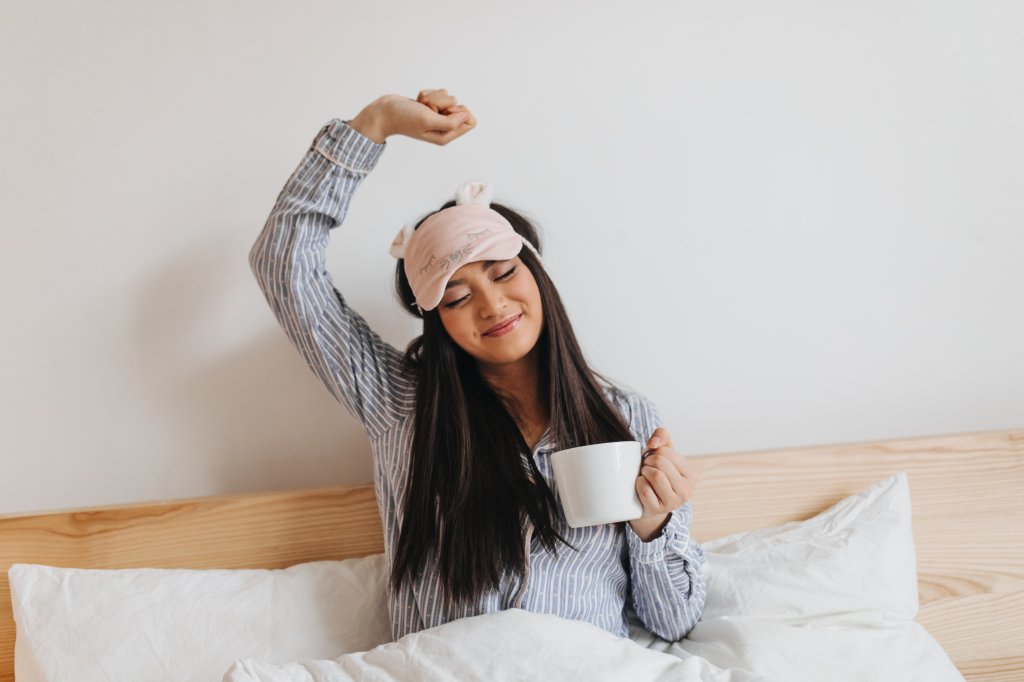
478, 320, 540, 361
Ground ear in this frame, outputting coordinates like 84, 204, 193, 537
389, 222, 416, 259
455, 180, 494, 207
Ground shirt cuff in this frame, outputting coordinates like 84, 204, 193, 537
626, 502, 694, 565
310, 118, 386, 174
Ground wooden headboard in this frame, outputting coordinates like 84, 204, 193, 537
1, 427, 1021, 681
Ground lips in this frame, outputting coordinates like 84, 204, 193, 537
484, 314, 522, 336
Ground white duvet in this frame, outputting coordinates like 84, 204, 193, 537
223, 608, 768, 682
223, 606, 961, 682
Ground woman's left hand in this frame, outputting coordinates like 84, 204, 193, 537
628, 427, 701, 541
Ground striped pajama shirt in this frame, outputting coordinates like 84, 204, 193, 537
248, 117, 707, 642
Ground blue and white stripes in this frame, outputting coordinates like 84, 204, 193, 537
248, 118, 706, 642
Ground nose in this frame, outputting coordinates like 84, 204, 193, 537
477, 283, 508, 319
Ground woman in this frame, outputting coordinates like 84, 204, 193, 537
249, 88, 706, 642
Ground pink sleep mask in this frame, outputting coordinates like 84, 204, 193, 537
389, 181, 542, 312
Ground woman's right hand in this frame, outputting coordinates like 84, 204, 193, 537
349, 89, 476, 146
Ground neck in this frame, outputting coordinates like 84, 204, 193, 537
478, 344, 548, 427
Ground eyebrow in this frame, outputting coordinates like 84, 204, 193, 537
444, 260, 502, 289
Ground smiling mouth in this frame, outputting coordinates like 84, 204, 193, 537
484, 314, 522, 336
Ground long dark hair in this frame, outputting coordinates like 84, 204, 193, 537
389, 199, 636, 604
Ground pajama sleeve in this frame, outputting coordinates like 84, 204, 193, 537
624, 394, 707, 641
248, 119, 415, 440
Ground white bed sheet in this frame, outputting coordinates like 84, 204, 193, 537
223, 606, 963, 682
223, 608, 768, 682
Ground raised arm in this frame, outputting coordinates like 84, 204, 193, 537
248, 118, 413, 439
249, 92, 477, 441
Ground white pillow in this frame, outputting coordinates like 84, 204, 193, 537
9, 555, 391, 682
629, 473, 965, 681
702, 471, 920, 622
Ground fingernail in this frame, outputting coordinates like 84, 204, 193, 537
650, 437, 661, 448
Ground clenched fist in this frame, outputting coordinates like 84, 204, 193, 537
628, 427, 700, 541
348, 88, 477, 145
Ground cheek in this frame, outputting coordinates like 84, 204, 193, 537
442, 310, 478, 343
438, 312, 459, 338
521, 275, 543, 309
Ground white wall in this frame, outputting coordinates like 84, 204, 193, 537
2, 0, 1021, 515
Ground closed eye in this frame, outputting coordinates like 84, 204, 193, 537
443, 266, 517, 309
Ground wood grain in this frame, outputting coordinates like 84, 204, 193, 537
684, 427, 1024, 680
1, 427, 1020, 681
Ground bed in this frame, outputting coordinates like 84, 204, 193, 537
1, 426, 1021, 680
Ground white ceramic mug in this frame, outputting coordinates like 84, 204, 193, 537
549, 440, 646, 528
